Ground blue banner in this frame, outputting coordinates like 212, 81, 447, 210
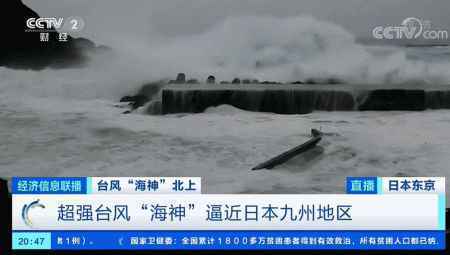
12, 231, 445, 250
346, 177, 378, 194
12, 177, 87, 194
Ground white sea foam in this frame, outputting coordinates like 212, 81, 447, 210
110, 15, 450, 84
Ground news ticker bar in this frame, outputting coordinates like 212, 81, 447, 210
12, 177, 201, 194
9, 177, 446, 250
12, 230, 445, 250
11, 177, 445, 195
12, 194, 445, 231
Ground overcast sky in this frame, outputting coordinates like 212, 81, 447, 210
25, 0, 450, 45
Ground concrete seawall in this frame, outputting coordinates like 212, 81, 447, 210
161, 84, 450, 114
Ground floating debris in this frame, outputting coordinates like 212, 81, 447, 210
252, 129, 323, 170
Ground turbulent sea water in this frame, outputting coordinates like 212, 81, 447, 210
1, 15, 450, 199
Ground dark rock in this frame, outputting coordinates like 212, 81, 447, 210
131, 98, 147, 109
120, 82, 164, 111
206, 75, 216, 84
220, 81, 230, 84
291, 81, 304, 84
176, 73, 186, 83
71, 37, 96, 50
114, 103, 128, 109
122, 110, 132, 114
242, 79, 251, 84
251, 79, 259, 84
232, 78, 241, 84
120, 96, 134, 102
119, 95, 149, 109
1, 0, 104, 70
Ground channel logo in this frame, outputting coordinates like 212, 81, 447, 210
21, 199, 45, 228
372, 17, 449, 40
25, 16, 85, 33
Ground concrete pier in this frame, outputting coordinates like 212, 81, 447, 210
161, 84, 450, 114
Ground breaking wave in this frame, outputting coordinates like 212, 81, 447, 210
117, 15, 450, 84
1, 15, 450, 102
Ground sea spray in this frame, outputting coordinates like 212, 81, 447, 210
1, 15, 450, 106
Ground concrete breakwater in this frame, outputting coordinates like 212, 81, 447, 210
160, 84, 450, 114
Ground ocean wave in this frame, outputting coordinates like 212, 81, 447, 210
1, 15, 450, 103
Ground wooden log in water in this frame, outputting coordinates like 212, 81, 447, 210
252, 129, 323, 170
